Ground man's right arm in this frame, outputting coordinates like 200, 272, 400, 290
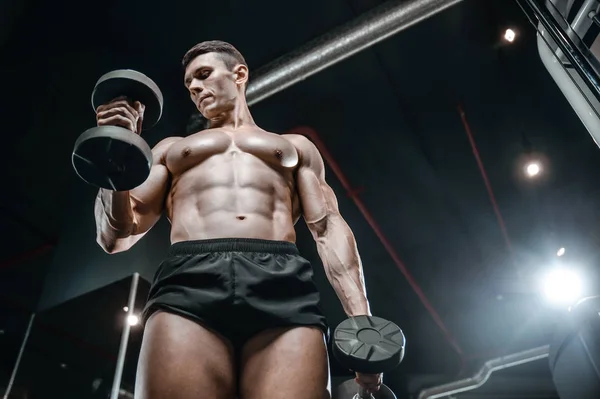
94, 137, 180, 253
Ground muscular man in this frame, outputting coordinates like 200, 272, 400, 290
94, 40, 380, 399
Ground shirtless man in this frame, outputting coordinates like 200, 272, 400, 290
94, 40, 380, 399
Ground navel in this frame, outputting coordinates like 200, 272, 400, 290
181, 147, 192, 157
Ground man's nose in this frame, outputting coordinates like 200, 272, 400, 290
189, 80, 203, 95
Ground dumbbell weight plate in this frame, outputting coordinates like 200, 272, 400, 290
72, 125, 152, 191
333, 315, 405, 374
333, 379, 397, 399
92, 69, 163, 128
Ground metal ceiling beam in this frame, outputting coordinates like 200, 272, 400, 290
246, 0, 465, 105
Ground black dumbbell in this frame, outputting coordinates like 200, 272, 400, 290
332, 315, 405, 399
72, 69, 163, 191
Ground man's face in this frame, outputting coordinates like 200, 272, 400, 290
184, 52, 242, 118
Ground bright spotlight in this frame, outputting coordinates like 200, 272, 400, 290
525, 162, 541, 177
127, 315, 139, 326
557, 247, 566, 257
504, 28, 516, 42
123, 306, 129, 312
542, 268, 582, 305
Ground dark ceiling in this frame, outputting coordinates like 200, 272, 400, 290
1, 0, 599, 397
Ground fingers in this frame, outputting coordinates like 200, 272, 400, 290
96, 98, 144, 133
356, 374, 381, 385
134, 101, 145, 132
96, 96, 134, 113
97, 106, 137, 126
355, 373, 382, 394
97, 114, 136, 131
96, 98, 139, 118
355, 378, 380, 393
134, 100, 145, 115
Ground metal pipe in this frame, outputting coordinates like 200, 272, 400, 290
417, 345, 550, 399
118, 389, 134, 398
3, 313, 35, 399
457, 104, 513, 256
288, 126, 465, 361
246, 0, 464, 105
110, 273, 139, 399
0, 243, 53, 270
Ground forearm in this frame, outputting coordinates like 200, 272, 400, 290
310, 214, 371, 317
94, 189, 137, 252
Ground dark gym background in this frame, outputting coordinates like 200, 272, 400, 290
1, 0, 599, 397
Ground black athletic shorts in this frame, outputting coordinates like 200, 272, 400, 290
141, 238, 329, 351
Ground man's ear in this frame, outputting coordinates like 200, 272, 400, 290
233, 64, 249, 87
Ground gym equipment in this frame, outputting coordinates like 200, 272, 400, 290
416, 344, 550, 398
332, 315, 405, 399
72, 70, 163, 191
549, 296, 600, 399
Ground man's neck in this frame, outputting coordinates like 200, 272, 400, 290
209, 95, 256, 130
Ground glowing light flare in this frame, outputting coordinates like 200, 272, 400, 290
504, 28, 516, 42
541, 268, 582, 306
127, 315, 140, 326
525, 162, 541, 177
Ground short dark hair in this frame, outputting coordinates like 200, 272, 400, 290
182, 40, 247, 71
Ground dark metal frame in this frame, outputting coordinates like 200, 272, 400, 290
516, 0, 600, 104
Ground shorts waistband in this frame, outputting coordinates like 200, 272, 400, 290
168, 238, 299, 256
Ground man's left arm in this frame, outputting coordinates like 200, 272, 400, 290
288, 134, 371, 317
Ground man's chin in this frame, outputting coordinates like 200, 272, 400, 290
196, 106, 209, 118
197, 102, 209, 114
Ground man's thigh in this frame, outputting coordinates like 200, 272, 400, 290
135, 311, 237, 399
239, 326, 331, 399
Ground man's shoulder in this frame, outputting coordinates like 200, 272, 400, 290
280, 133, 315, 151
151, 136, 184, 163
153, 136, 184, 151
280, 133, 321, 166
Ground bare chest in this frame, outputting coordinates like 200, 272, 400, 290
164, 129, 299, 175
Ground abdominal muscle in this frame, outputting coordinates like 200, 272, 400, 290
164, 151, 300, 244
